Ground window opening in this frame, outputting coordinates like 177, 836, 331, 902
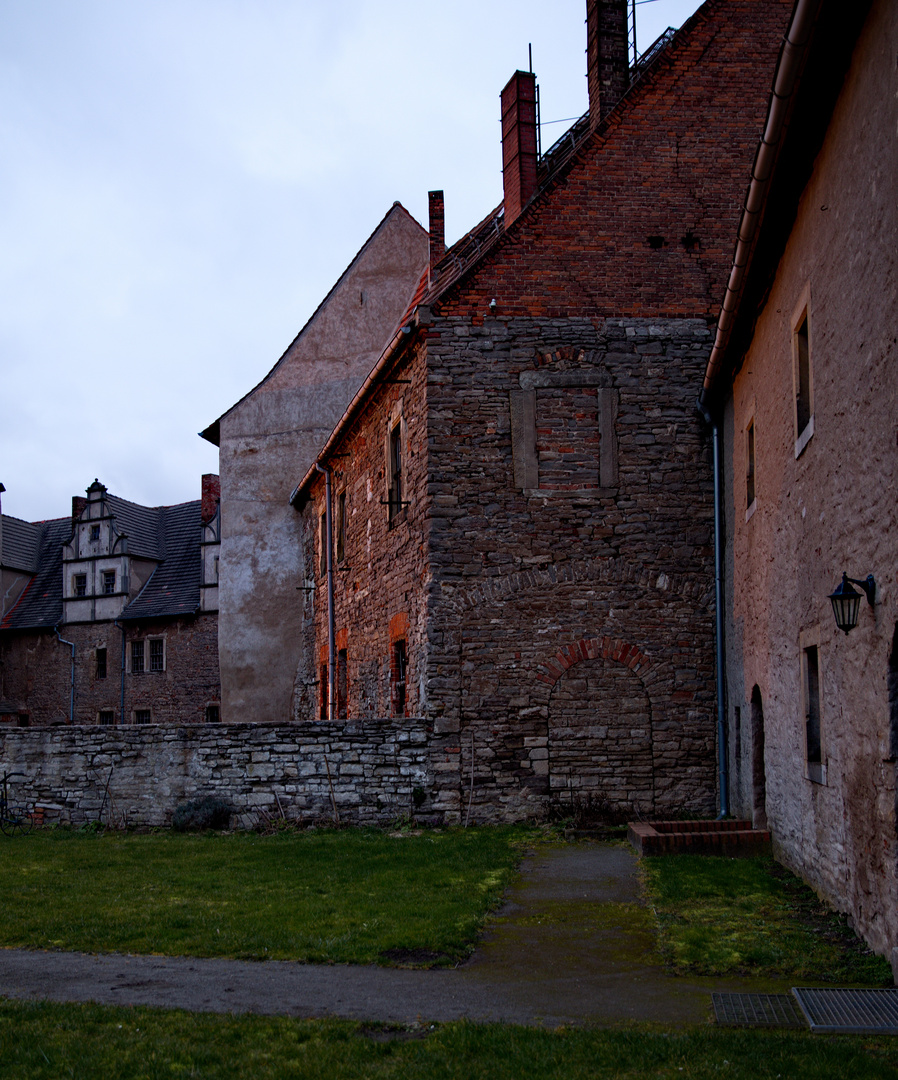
392, 639, 407, 717
336, 490, 346, 563
746, 419, 756, 508
134, 709, 151, 725
803, 645, 822, 765
388, 422, 403, 523
99, 710, 115, 726
337, 648, 348, 719
103, 570, 116, 594
73, 574, 87, 597
96, 648, 107, 680
794, 313, 813, 445
319, 663, 328, 720
90, 524, 100, 542
149, 639, 164, 672
205, 704, 220, 723
131, 640, 144, 675
319, 512, 327, 576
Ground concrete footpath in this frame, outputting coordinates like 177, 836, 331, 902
0, 843, 787, 1027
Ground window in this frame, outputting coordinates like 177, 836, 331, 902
319, 663, 329, 720
392, 639, 407, 717
746, 418, 756, 511
90, 524, 100, 542
131, 640, 144, 675
319, 512, 327, 577
792, 302, 814, 455
205, 704, 220, 723
803, 644, 822, 772
134, 709, 151, 725
149, 639, 164, 672
103, 570, 116, 594
388, 421, 403, 523
99, 710, 115, 726
73, 574, 87, 597
96, 648, 107, 680
337, 648, 348, 720
336, 490, 346, 563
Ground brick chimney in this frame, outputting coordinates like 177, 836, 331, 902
428, 190, 445, 277
201, 474, 220, 525
586, 0, 630, 129
501, 70, 538, 226
71, 496, 87, 524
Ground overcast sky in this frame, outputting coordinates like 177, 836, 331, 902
1, 0, 702, 524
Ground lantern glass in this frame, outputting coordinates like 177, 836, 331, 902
829, 575, 862, 634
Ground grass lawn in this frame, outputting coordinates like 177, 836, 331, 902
642, 853, 893, 986
0, 827, 529, 965
2, 1000, 898, 1079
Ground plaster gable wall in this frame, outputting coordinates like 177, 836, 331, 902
726, 0, 898, 960
217, 207, 428, 722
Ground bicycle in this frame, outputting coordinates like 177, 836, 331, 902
1, 771, 33, 837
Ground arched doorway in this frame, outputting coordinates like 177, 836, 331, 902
547, 654, 654, 816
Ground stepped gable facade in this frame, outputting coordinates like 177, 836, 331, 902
291, 0, 793, 823
0, 477, 221, 727
700, 0, 898, 972
201, 202, 429, 725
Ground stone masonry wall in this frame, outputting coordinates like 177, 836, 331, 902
0, 722, 462, 828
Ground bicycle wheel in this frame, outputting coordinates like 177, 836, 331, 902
0, 808, 33, 836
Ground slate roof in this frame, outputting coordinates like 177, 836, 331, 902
119, 501, 202, 621
1, 515, 46, 574
0, 517, 72, 629
0, 498, 205, 630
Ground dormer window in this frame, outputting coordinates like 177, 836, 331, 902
73, 574, 87, 597
103, 571, 116, 594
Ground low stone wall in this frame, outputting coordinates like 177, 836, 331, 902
0, 722, 462, 829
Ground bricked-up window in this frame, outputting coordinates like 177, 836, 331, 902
149, 639, 164, 673
99, 710, 115, 725
392, 639, 407, 717
319, 663, 328, 720
746, 419, 756, 509
337, 648, 348, 720
793, 309, 814, 454
73, 574, 87, 597
536, 386, 600, 489
336, 490, 347, 563
131, 640, 144, 675
388, 421, 403, 524
96, 647, 107, 680
134, 709, 151, 725
205, 704, 220, 723
103, 570, 116, 594
803, 644, 822, 769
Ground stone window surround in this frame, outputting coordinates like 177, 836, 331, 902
385, 399, 407, 527
129, 636, 166, 675
510, 370, 619, 496
799, 624, 826, 785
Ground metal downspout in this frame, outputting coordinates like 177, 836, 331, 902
316, 464, 336, 723
54, 626, 76, 725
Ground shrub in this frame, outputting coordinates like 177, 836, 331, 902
171, 796, 234, 832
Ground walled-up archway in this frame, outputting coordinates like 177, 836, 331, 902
546, 653, 654, 815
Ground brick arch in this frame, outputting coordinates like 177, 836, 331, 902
534, 635, 654, 690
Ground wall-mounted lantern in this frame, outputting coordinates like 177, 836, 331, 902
829, 573, 876, 634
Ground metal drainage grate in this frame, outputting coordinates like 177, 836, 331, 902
712, 993, 805, 1029
792, 988, 898, 1035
